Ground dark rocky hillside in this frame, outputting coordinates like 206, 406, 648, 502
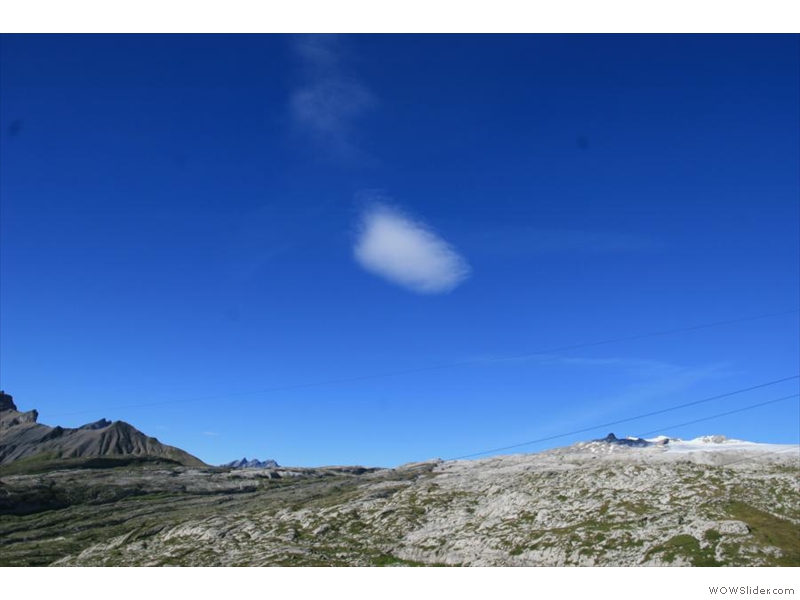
0, 391, 205, 472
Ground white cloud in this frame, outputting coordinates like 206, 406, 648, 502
292, 34, 341, 70
202, 431, 220, 437
290, 35, 375, 161
353, 203, 471, 294
291, 78, 374, 137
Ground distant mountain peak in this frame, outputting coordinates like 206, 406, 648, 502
596, 433, 653, 447
566, 433, 791, 459
224, 457, 279, 469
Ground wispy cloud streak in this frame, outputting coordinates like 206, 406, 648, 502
289, 35, 375, 161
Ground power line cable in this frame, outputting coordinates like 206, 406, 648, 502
634, 394, 800, 439
458, 410, 800, 470
48, 308, 799, 417
447, 375, 799, 460
406, 393, 800, 562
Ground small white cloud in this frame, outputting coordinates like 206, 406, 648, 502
354, 203, 471, 294
202, 431, 220, 437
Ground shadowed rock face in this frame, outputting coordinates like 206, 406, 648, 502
0, 391, 16, 412
597, 433, 653, 448
0, 393, 205, 468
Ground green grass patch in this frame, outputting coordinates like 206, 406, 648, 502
646, 534, 721, 566
704, 529, 721, 543
726, 501, 800, 567
0, 455, 183, 476
372, 554, 428, 567
371, 553, 451, 567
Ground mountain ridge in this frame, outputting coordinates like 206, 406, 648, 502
0, 391, 205, 470
224, 458, 280, 469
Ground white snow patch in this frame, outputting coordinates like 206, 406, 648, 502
662, 436, 798, 455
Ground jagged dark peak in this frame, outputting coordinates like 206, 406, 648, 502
224, 457, 280, 469
0, 391, 17, 412
42, 426, 66, 441
596, 433, 652, 448
79, 419, 112, 430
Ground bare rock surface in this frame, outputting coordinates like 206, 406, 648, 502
1, 432, 796, 566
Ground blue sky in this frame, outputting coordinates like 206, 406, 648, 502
1, 34, 798, 467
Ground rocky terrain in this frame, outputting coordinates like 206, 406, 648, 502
0, 392, 205, 471
1, 431, 797, 566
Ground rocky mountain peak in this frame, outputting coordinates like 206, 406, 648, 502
596, 432, 651, 447
79, 419, 113, 430
0, 391, 17, 412
224, 457, 280, 469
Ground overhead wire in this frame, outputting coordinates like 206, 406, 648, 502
447, 376, 799, 460
634, 394, 800, 439
48, 308, 799, 417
